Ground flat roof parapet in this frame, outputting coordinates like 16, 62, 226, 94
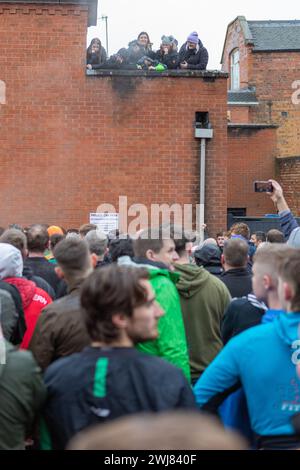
86, 69, 228, 80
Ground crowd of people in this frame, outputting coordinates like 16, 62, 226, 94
1, 179, 300, 450
86, 31, 209, 71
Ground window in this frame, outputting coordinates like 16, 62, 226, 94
230, 49, 240, 90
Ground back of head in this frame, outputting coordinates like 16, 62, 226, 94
85, 229, 108, 257
68, 411, 247, 450
194, 243, 221, 267
253, 244, 295, 282
0, 228, 27, 253
266, 229, 285, 244
80, 265, 149, 343
170, 225, 196, 258
278, 249, 300, 312
0, 243, 23, 279
53, 237, 92, 282
26, 224, 49, 253
79, 223, 97, 238
255, 231, 266, 243
109, 236, 134, 262
133, 227, 165, 258
223, 238, 248, 268
230, 222, 250, 240
50, 233, 65, 251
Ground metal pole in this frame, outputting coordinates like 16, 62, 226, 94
103, 16, 108, 56
105, 16, 108, 56
199, 138, 206, 243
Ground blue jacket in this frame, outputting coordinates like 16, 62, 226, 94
194, 312, 300, 436
279, 210, 298, 240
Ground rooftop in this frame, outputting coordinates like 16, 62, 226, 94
248, 20, 300, 51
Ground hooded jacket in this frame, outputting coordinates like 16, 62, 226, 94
118, 256, 190, 381
174, 263, 231, 381
194, 312, 300, 438
0, 340, 46, 449
194, 244, 223, 278
4, 277, 52, 349
178, 39, 208, 70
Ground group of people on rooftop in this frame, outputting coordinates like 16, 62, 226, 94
86, 31, 209, 71
1, 179, 300, 450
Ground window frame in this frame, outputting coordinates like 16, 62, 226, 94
230, 48, 240, 90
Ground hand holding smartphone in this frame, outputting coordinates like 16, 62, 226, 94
254, 181, 273, 193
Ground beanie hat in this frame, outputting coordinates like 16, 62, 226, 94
161, 35, 172, 46
47, 225, 63, 237
287, 227, 300, 248
187, 31, 199, 44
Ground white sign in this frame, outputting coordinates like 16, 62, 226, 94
89, 213, 119, 234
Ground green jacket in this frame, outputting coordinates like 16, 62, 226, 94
174, 263, 231, 381
136, 267, 190, 381
0, 341, 47, 449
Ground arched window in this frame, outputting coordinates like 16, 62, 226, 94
0, 80, 6, 105
230, 49, 240, 90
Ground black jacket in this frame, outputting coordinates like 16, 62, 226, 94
0, 280, 26, 344
23, 264, 55, 299
178, 40, 208, 70
43, 347, 196, 449
154, 49, 179, 69
220, 268, 252, 299
221, 294, 267, 345
24, 257, 66, 298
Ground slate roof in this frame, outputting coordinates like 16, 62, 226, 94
228, 89, 258, 105
248, 20, 300, 51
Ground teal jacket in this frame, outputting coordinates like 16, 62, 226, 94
118, 257, 190, 381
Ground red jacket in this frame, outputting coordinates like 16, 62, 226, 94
4, 277, 52, 349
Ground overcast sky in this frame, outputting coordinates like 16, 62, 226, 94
87, 0, 300, 69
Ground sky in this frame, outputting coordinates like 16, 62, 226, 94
87, 0, 300, 70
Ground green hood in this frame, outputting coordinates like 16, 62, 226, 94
174, 263, 210, 299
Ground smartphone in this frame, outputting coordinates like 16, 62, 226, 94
254, 181, 273, 193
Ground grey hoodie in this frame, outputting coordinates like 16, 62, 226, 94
0, 243, 23, 279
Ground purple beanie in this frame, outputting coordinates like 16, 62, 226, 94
187, 31, 199, 44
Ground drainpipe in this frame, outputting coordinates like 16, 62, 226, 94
195, 113, 214, 243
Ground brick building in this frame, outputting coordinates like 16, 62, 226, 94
222, 16, 300, 216
0, 0, 230, 236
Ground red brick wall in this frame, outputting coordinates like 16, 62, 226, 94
227, 127, 277, 215
0, 3, 228, 235
250, 52, 300, 158
228, 106, 249, 123
277, 157, 300, 215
